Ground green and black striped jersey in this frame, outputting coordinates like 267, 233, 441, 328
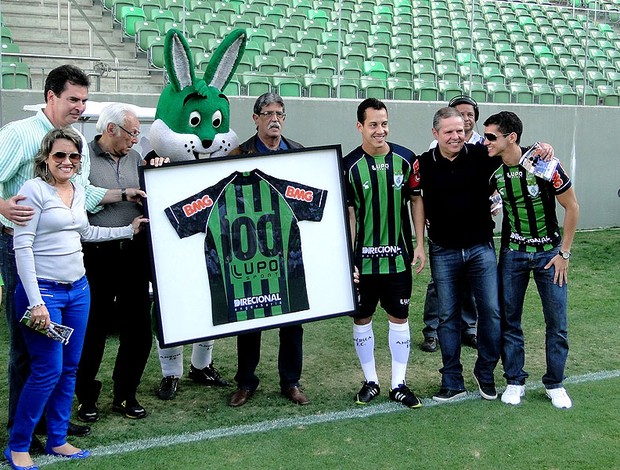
490, 161, 572, 252
166, 169, 327, 325
344, 143, 418, 275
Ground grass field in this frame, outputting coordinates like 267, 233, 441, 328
1, 229, 619, 469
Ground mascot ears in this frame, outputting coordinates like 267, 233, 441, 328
164, 28, 247, 93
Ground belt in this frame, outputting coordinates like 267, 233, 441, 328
1, 225, 14, 236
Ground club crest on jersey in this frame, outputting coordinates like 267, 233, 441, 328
183, 194, 214, 216
527, 184, 540, 198
363, 181, 370, 189
285, 185, 314, 202
394, 173, 404, 189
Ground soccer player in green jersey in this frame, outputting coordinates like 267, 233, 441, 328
484, 111, 580, 409
345, 98, 426, 408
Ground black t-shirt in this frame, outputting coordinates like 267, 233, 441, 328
410, 143, 500, 249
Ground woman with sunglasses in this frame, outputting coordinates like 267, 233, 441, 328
4, 128, 147, 470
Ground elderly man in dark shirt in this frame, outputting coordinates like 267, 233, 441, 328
75, 103, 152, 421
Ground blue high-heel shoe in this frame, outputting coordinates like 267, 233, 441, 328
3, 448, 38, 470
45, 446, 91, 459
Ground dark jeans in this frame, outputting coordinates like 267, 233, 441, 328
429, 241, 501, 390
499, 247, 569, 389
235, 324, 303, 392
422, 279, 478, 339
75, 234, 152, 405
0, 231, 29, 429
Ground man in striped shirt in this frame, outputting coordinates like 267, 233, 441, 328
484, 111, 579, 409
345, 98, 426, 408
0, 65, 145, 436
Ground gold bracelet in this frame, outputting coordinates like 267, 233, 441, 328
29, 304, 45, 311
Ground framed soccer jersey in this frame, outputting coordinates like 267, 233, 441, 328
142, 145, 357, 347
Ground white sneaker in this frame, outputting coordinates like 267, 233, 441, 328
546, 387, 572, 409
501, 384, 525, 405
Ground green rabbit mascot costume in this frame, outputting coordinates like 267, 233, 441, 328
147, 27, 246, 161
150, 28, 247, 400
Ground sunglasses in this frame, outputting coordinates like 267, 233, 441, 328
484, 132, 512, 142
50, 151, 82, 162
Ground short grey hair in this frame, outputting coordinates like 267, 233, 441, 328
432, 107, 463, 131
95, 103, 138, 135
253, 92, 285, 115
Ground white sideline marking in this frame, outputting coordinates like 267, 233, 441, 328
42, 369, 620, 465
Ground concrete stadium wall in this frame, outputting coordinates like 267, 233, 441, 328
1, 89, 618, 229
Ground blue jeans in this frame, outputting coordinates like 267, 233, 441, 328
429, 241, 501, 390
499, 247, 568, 389
0, 231, 30, 429
9, 276, 90, 451
422, 279, 478, 339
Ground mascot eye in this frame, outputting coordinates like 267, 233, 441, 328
212, 110, 222, 129
189, 111, 201, 128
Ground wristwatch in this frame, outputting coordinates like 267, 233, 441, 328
559, 250, 571, 260
121, 189, 127, 202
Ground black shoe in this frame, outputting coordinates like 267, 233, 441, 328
113, 399, 146, 419
421, 336, 438, 352
355, 381, 380, 405
188, 363, 230, 386
77, 403, 99, 423
389, 384, 423, 408
462, 333, 478, 349
157, 376, 180, 400
473, 373, 498, 400
432, 388, 467, 402
68, 422, 91, 437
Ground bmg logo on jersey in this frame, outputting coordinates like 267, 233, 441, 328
182, 194, 213, 217
285, 185, 314, 202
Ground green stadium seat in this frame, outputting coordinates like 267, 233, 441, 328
567, 70, 586, 87
288, 42, 313, 62
223, 78, 241, 96
240, 72, 272, 96
254, 55, 281, 76
1, 62, 31, 89
340, 59, 363, 79
147, 35, 165, 69
150, 9, 175, 31
310, 57, 336, 77
362, 61, 388, 82
246, 28, 270, 48
436, 62, 459, 83
524, 67, 546, 85
271, 72, 303, 97
297, 30, 321, 49
390, 61, 413, 81
438, 80, 462, 100
387, 77, 413, 100
482, 66, 505, 84
1, 42, 20, 63
462, 80, 487, 102
1, 26, 13, 44
413, 78, 438, 101
532, 83, 555, 104
554, 84, 578, 105
229, 14, 253, 29
366, 48, 389, 68
303, 74, 331, 97
113, 0, 137, 27
596, 85, 620, 106
331, 78, 359, 99
192, 23, 216, 44
486, 82, 510, 103
360, 76, 387, 99
262, 41, 288, 60
504, 66, 527, 84
282, 56, 310, 77
510, 82, 533, 103
234, 55, 253, 75
575, 84, 598, 105
195, 52, 212, 71
316, 44, 339, 66
121, 6, 147, 41
135, 21, 160, 56
189, 0, 211, 15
